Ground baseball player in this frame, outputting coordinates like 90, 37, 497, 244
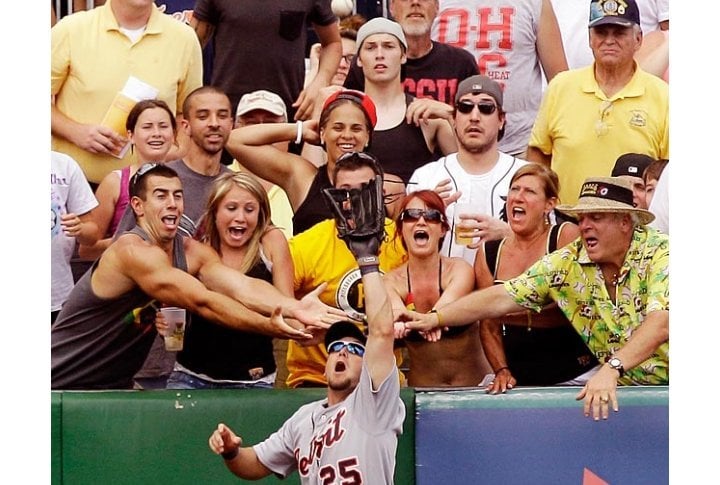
208, 161, 406, 483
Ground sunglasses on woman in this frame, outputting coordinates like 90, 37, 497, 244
327, 340, 366, 357
400, 208, 445, 223
455, 100, 498, 115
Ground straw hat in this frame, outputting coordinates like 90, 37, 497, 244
556, 176, 655, 225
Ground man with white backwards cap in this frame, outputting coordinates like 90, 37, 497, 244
403, 176, 668, 421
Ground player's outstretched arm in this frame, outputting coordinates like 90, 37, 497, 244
208, 423, 272, 480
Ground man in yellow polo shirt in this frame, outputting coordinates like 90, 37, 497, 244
51, 0, 203, 186
287, 152, 408, 388
527, 0, 668, 204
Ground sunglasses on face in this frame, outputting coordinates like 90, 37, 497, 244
455, 100, 498, 115
400, 208, 445, 223
327, 340, 366, 357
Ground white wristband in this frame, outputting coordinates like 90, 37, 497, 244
295, 120, 303, 145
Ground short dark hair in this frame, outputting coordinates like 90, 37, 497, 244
181, 85, 230, 118
332, 151, 384, 183
129, 163, 180, 200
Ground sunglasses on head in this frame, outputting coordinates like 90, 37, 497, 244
327, 340, 366, 357
130, 162, 159, 189
400, 208, 445, 223
455, 100, 498, 115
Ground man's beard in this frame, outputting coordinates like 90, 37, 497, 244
327, 375, 354, 392
402, 21, 431, 38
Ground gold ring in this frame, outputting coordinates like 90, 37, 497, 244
600, 396, 609, 403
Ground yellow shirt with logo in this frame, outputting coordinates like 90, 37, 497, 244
287, 218, 407, 388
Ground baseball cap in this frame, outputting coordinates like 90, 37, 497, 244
236, 90, 287, 121
322, 89, 378, 128
611, 153, 654, 178
454, 75, 504, 108
589, 0, 640, 28
324, 321, 367, 349
556, 176, 654, 225
356, 17, 408, 54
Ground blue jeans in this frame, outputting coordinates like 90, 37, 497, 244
165, 370, 274, 390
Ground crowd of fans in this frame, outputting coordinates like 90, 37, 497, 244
50, 0, 669, 474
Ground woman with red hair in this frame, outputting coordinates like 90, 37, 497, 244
385, 190, 488, 386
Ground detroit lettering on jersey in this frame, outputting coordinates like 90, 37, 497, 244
296, 408, 352, 477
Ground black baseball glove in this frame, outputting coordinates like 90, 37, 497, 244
322, 174, 385, 262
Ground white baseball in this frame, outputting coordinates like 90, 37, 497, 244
331, 0, 354, 18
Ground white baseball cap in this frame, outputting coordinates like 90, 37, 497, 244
236, 90, 287, 121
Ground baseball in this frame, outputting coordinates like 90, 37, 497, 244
331, 0, 354, 18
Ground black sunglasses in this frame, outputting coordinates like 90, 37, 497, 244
455, 100, 498, 115
400, 208, 445, 223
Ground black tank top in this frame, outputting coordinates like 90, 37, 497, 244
176, 254, 276, 381
368, 94, 440, 184
484, 223, 598, 385
292, 165, 333, 235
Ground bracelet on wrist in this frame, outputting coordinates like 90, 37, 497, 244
493, 366, 510, 374
429, 308, 443, 327
357, 255, 379, 266
359, 264, 379, 276
295, 120, 303, 145
221, 447, 239, 461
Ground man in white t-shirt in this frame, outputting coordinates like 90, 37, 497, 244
408, 75, 527, 265
51, 151, 99, 323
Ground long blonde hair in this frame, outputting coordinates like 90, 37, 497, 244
196, 172, 271, 274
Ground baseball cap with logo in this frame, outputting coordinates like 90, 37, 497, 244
454, 75, 504, 108
236, 90, 287, 121
556, 176, 654, 225
589, 0, 641, 28
611, 153, 654, 178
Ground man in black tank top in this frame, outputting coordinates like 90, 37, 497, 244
51, 164, 343, 390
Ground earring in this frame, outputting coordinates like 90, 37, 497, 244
544, 212, 550, 226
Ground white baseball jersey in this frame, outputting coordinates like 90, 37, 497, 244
254, 363, 405, 484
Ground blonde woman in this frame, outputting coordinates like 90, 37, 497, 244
160, 172, 294, 389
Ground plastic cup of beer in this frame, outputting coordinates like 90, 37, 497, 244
161, 307, 186, 351
454, 203, 474, 246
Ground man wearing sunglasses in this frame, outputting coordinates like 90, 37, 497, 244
408, 74, 528, 265
527, 0, 669, 205
52, 164, 345, 390
209, 170, 405, 483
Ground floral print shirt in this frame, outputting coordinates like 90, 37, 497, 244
504, 226, 669, 385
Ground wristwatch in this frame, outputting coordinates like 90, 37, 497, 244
606, 356, 625, 377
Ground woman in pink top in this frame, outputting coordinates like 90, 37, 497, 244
79, 100, 177, 260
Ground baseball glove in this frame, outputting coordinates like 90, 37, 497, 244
322, 174, 385, 260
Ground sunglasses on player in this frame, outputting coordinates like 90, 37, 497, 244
455, 100, 498, 115
400, 208, 445, 223
327, 340, 366, 357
